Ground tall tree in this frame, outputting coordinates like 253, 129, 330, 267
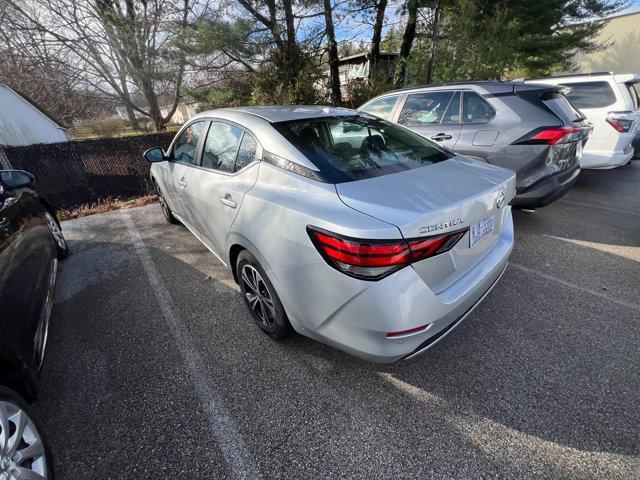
3, 0, 195, 131
368, 0, 389, 77
323, 0, 342, 105
394, 0, 420, 87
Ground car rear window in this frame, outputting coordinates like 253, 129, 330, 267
541, 91, 584, 123
562, 81, 617, 109
272, 115, 452, 183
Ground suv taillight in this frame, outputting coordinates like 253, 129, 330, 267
606, 111, 635, 133
515, 126, 583, 145
307, 226, 467, 281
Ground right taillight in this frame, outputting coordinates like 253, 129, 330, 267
307, 226, 467, 281
606, 111, 635, 133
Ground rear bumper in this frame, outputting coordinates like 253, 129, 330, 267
580, 145, 634, 169
274, 210, 514, 363
513, 165, 580, 208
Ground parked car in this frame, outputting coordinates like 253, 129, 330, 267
145, 106, 515, 363
359, 82, 591, 210
524, 72, 640, 168
0, 169, 66, 480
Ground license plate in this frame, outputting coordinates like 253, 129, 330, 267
470, 217, 495, 248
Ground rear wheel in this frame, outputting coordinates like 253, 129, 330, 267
237, 251, 291, 340
44, 212, 68, 259
0, 386, 54, 479
155, 181, 178, 224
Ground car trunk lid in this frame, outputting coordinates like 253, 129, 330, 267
335, 156, 516, 292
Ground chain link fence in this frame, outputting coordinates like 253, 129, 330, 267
1, 132, 175, 208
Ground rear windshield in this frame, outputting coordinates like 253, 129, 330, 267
272, 115, 452, 183
562, 81, 617, 109
541, 92, 584, 123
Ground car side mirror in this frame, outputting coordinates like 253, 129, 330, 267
0, 170, 34, 189
144, 147, 166, 163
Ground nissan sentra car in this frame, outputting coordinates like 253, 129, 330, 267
144, 106, 515, 363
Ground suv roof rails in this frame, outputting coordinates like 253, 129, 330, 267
526, 71, 613, 81
385, 80, 508, 94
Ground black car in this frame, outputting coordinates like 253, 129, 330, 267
0, 169, 67, 480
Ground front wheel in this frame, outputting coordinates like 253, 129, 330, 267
0, 386, 55, 479
237, 251, 291, 340
44, 212, 68, 259
155, 181, 178, 224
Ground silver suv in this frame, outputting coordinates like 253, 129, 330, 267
360, 82, 591, 209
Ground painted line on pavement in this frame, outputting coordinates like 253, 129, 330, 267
510, 262, 640, 313
121, 210, 263, 480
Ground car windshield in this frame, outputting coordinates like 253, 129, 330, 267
272, 115, 452, 183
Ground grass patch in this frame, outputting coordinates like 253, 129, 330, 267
57, 195, 158, 221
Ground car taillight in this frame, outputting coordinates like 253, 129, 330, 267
307, 226, 467, 280
515, 126, 583, 145
606, 111, 635, 133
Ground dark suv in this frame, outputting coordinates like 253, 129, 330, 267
359, 81, 591, 209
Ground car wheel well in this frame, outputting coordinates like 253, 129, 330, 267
229, 244, 246, 283
0, 359, 36, 403
39, 199, 60, 225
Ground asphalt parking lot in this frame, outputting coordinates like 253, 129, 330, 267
34, 163, 639, 479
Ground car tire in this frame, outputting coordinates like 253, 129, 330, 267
236, 250, 291, 340
44, 212, 68, 259
154, 181, 178, 224
0, 385, 55, 480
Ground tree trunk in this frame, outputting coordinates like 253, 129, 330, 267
369, 0, 388, 79
117, 71, 140, 130
323, 0, 342, 105
426, 0, 441, 84
395, 0, 419, 88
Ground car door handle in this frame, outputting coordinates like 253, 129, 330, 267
178, 179, 187, 188
431, 133, 453, 141
219, 194, 237, 209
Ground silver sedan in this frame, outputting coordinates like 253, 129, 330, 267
144, 106, 516, 363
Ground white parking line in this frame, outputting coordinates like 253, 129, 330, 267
121, 211, 263, 480
510, 262, 640, 313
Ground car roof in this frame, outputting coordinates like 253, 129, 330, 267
197, 105, 359, 123
382, 81, 515, 95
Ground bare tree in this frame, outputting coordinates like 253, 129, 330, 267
2, 0, 196, 131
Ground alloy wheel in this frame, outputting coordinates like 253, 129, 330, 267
0, 401, 48, 480
44, 212, 66, 251
241, 264, 276, 329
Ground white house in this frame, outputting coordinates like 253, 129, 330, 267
0, 84, 68, 147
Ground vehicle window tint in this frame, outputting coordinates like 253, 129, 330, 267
441, 91, 461, 124
359, 96, 398, 120
398, 91, 454, 126
235, 134, 257, 172
626, 82, 640, 110
563, 81, 616, 109
273, 115, 452, 183
173, 121, 206, 165
201, 121, 243, 172
542, 91, 583, 123
462, 92, 495, 124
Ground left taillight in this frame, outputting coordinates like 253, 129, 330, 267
307, 226, 466, 281
606, 111, 635, 133
514, 126, 584, 145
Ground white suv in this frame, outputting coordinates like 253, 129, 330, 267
525, 73, 639, 169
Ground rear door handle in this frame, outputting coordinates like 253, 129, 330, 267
177, 177, 187, 188
431, 133, 453, 141
219, 194, 237, 209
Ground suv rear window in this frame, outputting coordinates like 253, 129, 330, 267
272, 115, 452, 183
359, 96, 398, 120
541, 92, 584, 123
562, 81, 616, 109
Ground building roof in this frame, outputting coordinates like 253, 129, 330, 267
338, 52, 399, 65
0, 84, 66, 129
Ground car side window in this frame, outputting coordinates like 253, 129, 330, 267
441, 91, 461, 125
398, 91, 455, 126
360, 96, 398, 120
173, 121, 206, 165
235, 134, 258, 172
462, 92, 495, 124
201, 121, 243, 173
